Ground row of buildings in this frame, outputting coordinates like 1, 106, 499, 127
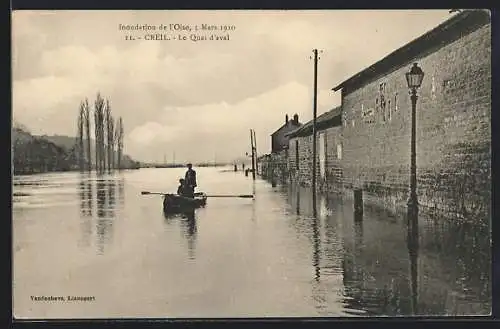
258, 10, 491, 221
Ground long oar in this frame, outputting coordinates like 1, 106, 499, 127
140, 191, 254, 198
140, 192, 198, 202
141, 191, 168, 195
204, 194, 254, 198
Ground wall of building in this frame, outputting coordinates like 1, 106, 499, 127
256, 155, 269, 177
271, 118, 301, 153
288, 125, 343, 193
340, 23, 491, 220
258, 150, 289, 184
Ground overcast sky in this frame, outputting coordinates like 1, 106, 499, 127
12, 10, 452, 163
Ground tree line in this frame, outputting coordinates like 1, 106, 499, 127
76, 92, 125, 173
12, 124, 75, 174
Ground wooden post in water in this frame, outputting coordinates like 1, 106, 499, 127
354, 188, 363, 220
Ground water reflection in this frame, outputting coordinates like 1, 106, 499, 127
311, 193, 321, 282
416, 219, 491, 315
407, 212, 419, 316
164, 210, 198, 260
108, 177, 116, 218
78, 173, 93, 248
78, 173, 93, 216
96, 176, 117, 254
311, 193, 348, 315
312, 189, 318, 218
180, 210, 197, 260
78, 173, 118, 255
117, 174, 125, 205
14, 168, 491, 317
251, 181, 256, 222
283, 185, 490, 316
308, 190, 322, 313
354, 220, 363, 251
340, 208, 418, 316
342, 217, 369, 316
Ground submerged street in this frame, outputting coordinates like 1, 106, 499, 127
12, 167, 490, 318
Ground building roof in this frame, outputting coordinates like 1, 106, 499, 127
285, 106, 342, 138
271, 120, 302, 136
332, 10, 491, 94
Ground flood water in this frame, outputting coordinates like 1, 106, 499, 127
12, 167, 491, 318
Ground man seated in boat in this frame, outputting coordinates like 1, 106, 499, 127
177, 178, 191, 197
184, 163, 197, 197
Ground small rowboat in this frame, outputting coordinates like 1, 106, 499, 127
163, 192, 207, 213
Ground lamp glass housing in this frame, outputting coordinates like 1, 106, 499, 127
405, 63, 425, 89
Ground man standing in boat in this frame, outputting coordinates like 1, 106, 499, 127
184, 163, 197, 198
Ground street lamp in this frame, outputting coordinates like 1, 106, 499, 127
405, 63, 424, 216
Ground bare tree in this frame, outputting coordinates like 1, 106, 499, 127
103, 102, 108, 172
94, 93, 106, 173
94, 109, 100, 172
105, 99, 115, 172
114, 119, 120, 170
110, 118, 116, 170
82, 99, 92, 171
115, 117, 124, 170
77, 101, 85, 171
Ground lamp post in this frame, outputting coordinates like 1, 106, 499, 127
405, 63, 425, 216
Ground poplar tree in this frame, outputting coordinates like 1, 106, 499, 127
77, 101, 85, 171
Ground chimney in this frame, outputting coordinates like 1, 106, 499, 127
293, 114, 299, 124
285, 114, 289, 124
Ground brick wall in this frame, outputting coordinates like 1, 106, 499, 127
258, 150, 289, 184
288, 125, 343, 192
340, 23, 491, 221
288, 134, 312, 186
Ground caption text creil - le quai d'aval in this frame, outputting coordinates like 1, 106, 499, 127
119, 23, 235, 41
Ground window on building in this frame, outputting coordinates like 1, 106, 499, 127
394, 93, 398, 111
379, 82, 386, 94
337, 143, 342, 160
431, 75, 436, 100
381, 95, 386, 123
388, 99, 392, 121
378, 81, 387, 123
361, 104, 375, 124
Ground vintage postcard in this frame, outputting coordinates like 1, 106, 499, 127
12, 9, 491, 319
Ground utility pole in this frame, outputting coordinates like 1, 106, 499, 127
250, 129, 256, 180
311, 49, 319, 194
252, 129, 258, 175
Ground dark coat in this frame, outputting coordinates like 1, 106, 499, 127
177, 184, 190, 196
185, 169, 197, 188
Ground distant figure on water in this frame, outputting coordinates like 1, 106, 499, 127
184, 163, 197, 198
